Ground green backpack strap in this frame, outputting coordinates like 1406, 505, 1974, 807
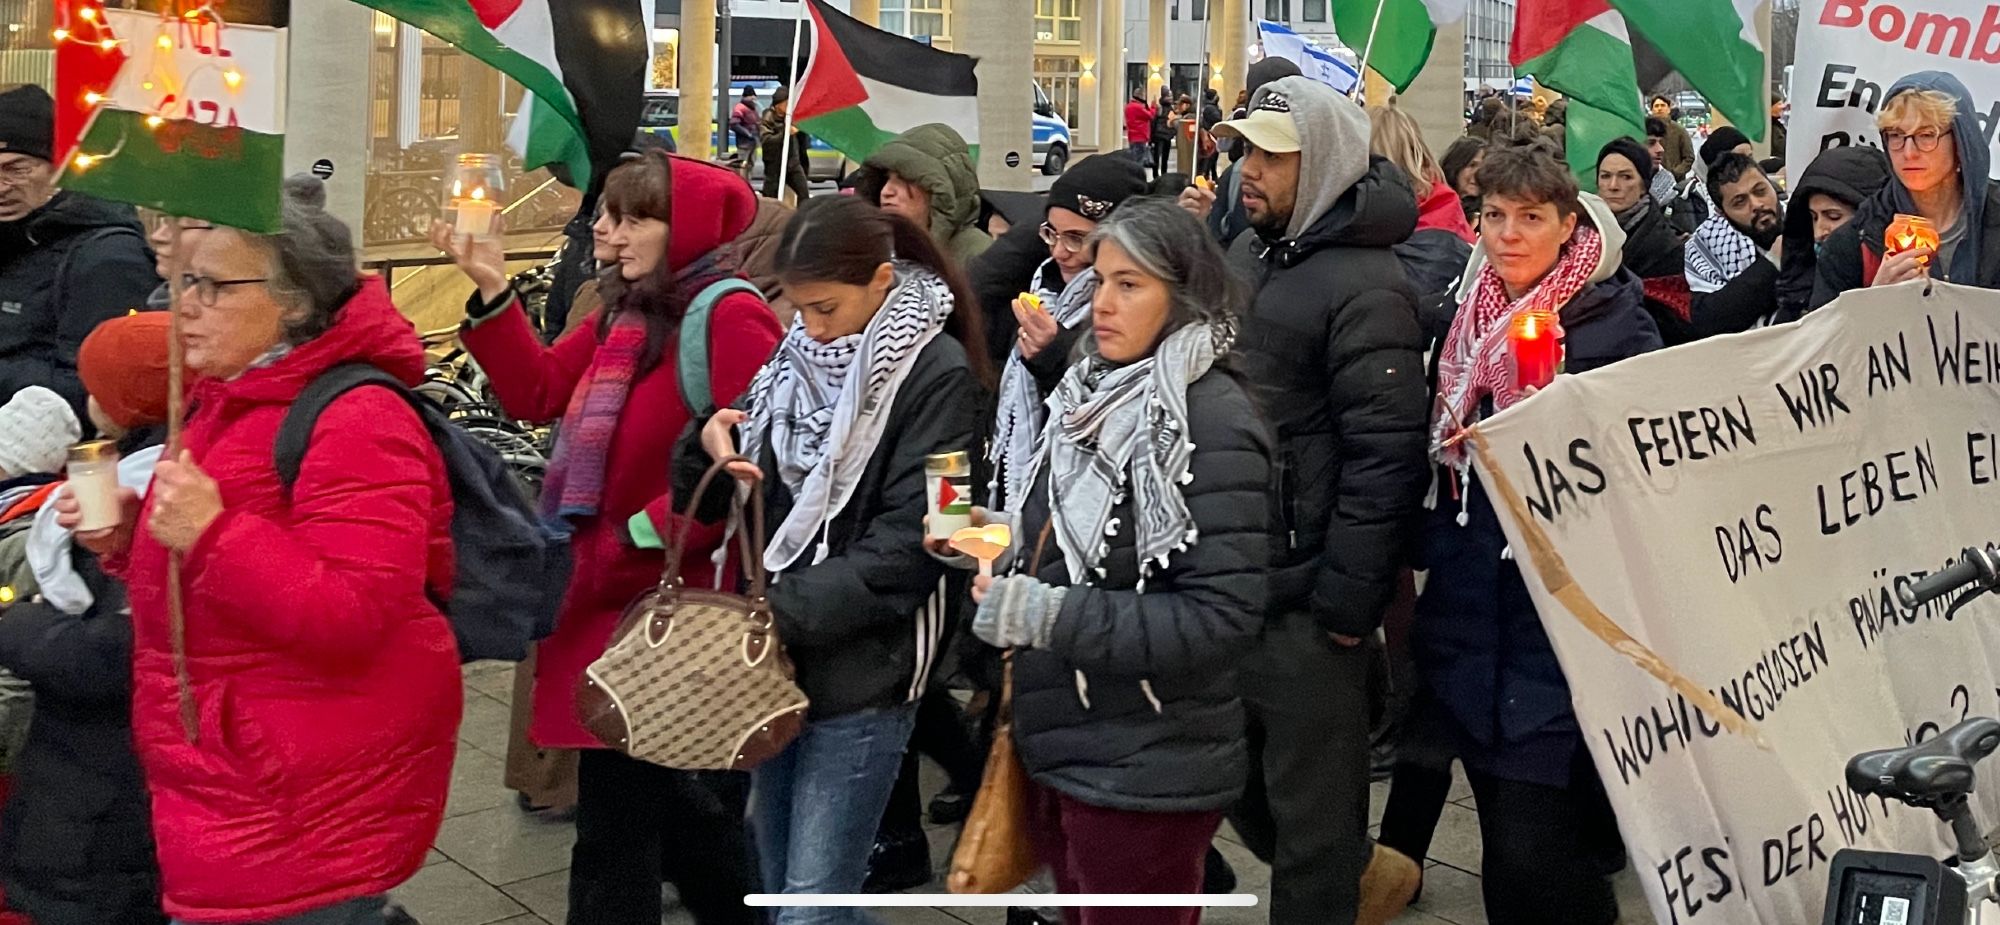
678, 277, 765, 419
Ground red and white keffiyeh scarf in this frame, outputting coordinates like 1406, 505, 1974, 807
1430, 226, 1603, 469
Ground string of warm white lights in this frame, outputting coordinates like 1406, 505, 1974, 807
59, 1, 248, 174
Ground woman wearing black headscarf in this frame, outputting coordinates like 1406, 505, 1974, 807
1772, 146, 1891, 323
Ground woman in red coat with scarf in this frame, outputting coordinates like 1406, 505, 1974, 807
63, 182, 460, 925
436, 151, 782, 925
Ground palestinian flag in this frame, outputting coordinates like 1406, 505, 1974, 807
1330, 0, 1467, 93
59, 8, 288, 232
1512, 0, 1646, 193
353, 0, 649, 189
794, 0, 979, 164
1607, 0, 1765, 140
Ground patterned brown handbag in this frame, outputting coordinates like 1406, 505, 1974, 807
576, 455, 809, 771
947, 523, 1053, 894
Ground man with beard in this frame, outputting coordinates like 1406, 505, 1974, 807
1672, 152, 1783, 345
0, 85, 158, 420
1211, 75, 1430, 925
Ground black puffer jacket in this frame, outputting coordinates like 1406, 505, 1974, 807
1011, 369, 1277, 813
0, 549, 164, 925
1227, 156, 1432, 638
0, 192, 159, 420
678, 334, 983, 720
970, 223, 1055, 372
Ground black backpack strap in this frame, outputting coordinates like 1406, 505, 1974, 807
274, 363, 415, 494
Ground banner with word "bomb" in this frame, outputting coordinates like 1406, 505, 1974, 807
1468, 281, 2000, 924
1789, 0, 2000, 181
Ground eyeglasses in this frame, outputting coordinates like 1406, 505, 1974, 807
179, 273, 268, 307
1883, 128, 1952, 152
1040, 223, 1091, 254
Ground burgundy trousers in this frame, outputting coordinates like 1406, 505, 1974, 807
1024, 781, 1225, 925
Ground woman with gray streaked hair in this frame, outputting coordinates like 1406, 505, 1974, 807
943, 196, 1278, 917
56, 178, 461, 925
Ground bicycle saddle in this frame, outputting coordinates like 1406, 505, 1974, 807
1848, 717, 2000, 806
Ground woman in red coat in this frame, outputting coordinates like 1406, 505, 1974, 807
434, 151, 782, 925
61, 184, 460, 924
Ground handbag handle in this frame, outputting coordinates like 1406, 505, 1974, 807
997, 520, 1056, 722
663, 454, 769, 606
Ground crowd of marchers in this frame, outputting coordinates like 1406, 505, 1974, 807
0, 57, 1989, 925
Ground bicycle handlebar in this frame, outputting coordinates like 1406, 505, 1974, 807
1901, 545, 2000, 608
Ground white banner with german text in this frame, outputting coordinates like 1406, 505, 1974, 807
1470, 281, 2000, 924
1788, 0, 2000, 180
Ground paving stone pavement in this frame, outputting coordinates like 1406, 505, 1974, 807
397, 663, 1649, 925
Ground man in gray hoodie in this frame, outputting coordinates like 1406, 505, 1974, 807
1211, 75, 1432, 925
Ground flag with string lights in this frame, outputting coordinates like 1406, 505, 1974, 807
55, 1, 288, 233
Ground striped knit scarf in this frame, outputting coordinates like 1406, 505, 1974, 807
740, 264, 954, 571
989, 260, 1096, 514
1431, 226, 1603, 470
541, 313, 645, 525
542, 252, 738, 525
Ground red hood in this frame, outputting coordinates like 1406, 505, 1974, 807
1417, 180, 1475, 244
192, 275, 424, 408
667, 155, 760, 271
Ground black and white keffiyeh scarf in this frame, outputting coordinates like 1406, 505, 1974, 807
989, 259, 1098, 514
1685, 212, 1764, 295
740, 263, 954, 571
1023, 319, 1232, 586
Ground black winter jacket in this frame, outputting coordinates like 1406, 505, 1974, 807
679, 335, 983, 720
1413, 268, 1662, 789
1010, 369, 1277, 813
1812, 184, 2000, 310
970, 226, 1058, 372
0, 550, 164, 925
1227, 157, 1432, 638
0, 192, 159, 420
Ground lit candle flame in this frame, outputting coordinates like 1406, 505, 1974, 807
470, 187, 486, 201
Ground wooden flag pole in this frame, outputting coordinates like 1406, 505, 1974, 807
164, 224, 197, 744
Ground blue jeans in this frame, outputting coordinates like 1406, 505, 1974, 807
1128, 141, 1151, 167
173, 896, 387, 925
751, 702, 919, 924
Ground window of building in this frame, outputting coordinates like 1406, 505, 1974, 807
1034, 56, 1082, 128
1190, 0, 1208, 20
1302, 0, 1327, 21
1034, 0, 1082, 42
1263, 0, 1292, 21
882, 0, 949, 39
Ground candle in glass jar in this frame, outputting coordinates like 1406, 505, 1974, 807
1508, 308, 1561, 392
1885, 213, 1939, 267
454, 187, 497, 238
66, 440, 122, 532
